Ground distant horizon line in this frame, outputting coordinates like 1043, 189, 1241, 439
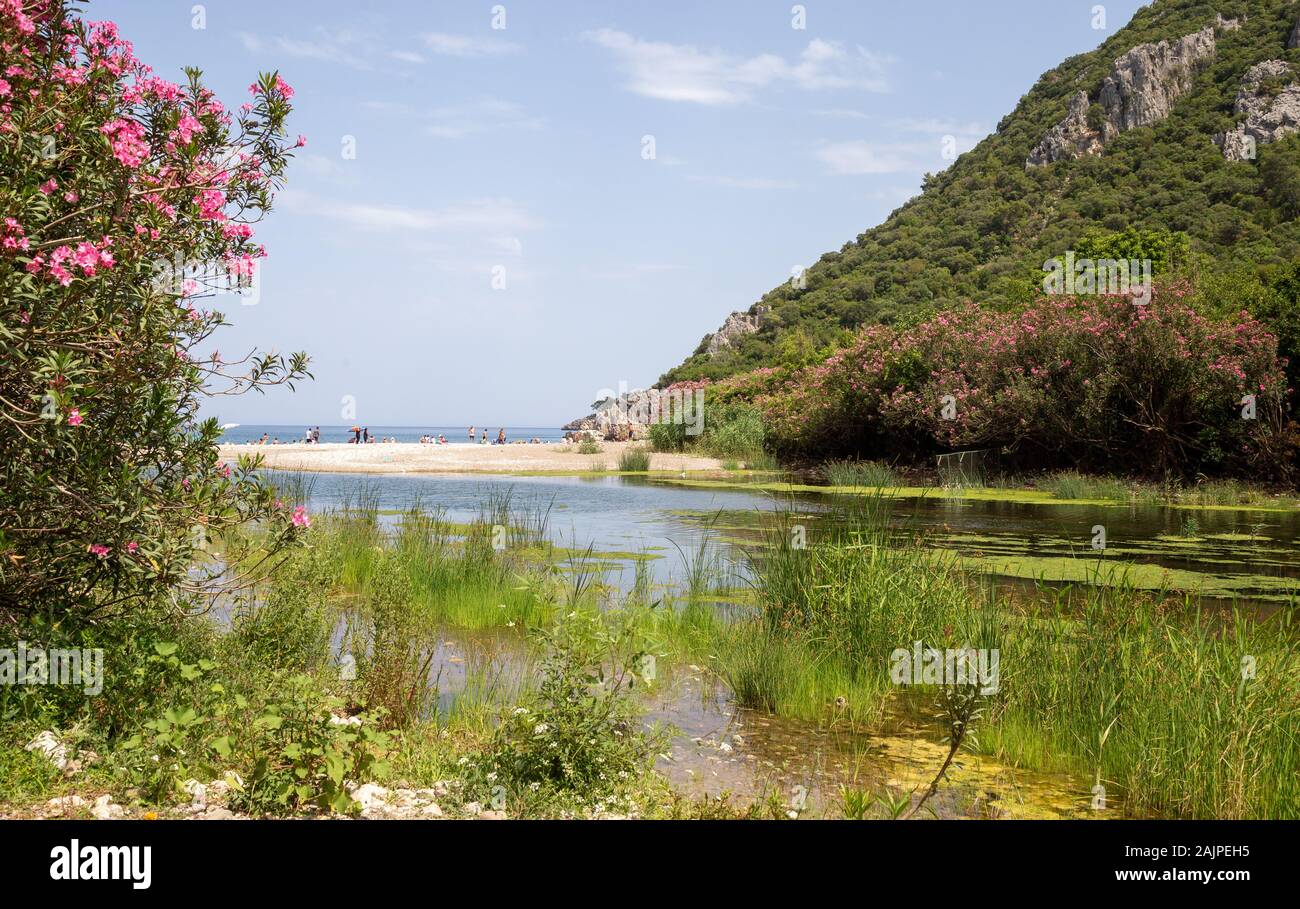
215, 422, 568, 428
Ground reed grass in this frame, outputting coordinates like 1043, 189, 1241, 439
618, 447, 652, 472
823, 459, 898, 488
700, 493, 1299, 817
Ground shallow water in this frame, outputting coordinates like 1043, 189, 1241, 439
290, 470, 1300, 608
270, 469, 1300, 816
412, 627, 1100, 819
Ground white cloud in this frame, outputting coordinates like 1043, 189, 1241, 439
686, 174, 799, 190
816, 120, 988, 176
238, 29, 373, 70
888, 117, 990, 139
361, 97, 542, 140
425, 98, 543, 140
582, 28, 891, 105
583, 263, 682, 281
811, 108, 871, 120
816, 141, 920, 175
281, 190, 541, 236
390, 50, 427, 64
423, 32, 522, 58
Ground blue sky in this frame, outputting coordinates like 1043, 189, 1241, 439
96, 0, 1146, 426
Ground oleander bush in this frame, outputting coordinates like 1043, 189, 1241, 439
0, 0, 310, 625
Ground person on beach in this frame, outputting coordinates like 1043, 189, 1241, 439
468, 426, 475, 442
480, 430, 488, 444
496, 428, 506, 445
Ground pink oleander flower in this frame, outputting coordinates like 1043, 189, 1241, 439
126, 541, 139, 554
88, 543, 109, 558
67, 408, 82, 426
174, 113, 203, 144
193, 187, 226, 220
100, 117, 150, 168
292, 505, 310, 528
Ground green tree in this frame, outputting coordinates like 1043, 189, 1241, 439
0, 4, 310, 622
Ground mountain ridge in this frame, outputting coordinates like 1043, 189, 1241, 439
655, 0, 1300, 388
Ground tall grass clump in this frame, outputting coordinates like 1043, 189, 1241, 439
308, 487, 562, 631
618, 447, 652, 472
984, 583, 1300, 818
714, 495, 975, 724
823, 459, 897, 488
1042, 471, 1130, 501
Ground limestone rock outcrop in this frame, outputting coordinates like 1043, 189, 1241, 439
1215, 60, 1300, 161
1098, 25, 1218, 138
1025, 91, 1104, 166
1028, 21, 1225, 168
705, 305, 768, 355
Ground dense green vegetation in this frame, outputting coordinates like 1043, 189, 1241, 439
661, 0, 1300, 387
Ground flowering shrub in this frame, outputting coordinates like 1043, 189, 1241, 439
0, 1, 310, 621
482, 608, 662, 810
754, 283, 1291, 477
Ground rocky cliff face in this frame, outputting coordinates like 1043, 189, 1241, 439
1215, 60, 1300, 161
1025, 90, 1105, 166
1098, 24, 1218, 138
704, 306, 768, 355
1028, 19, 1231, 168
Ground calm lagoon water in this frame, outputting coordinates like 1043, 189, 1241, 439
284, 469, 1300, 608
270, 468, 1298, 816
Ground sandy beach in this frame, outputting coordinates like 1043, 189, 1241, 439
217, 441, 723, 475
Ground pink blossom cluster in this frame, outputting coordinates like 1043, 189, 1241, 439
27, 237, 115, 285
2, 215, 27, 249
100, 117, 149, 167
752, 283, 1287, 473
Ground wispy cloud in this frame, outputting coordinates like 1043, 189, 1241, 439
816, 141, 921, 175
815, 119, 989, 175
281, 189, 540, 237
583, 263, 682, 281
423, 31, 522, 58
238, 28, 375, 70
361, 97, 542, 140
686, 174, 799, 190
389, 50, 426, 65
425, 98, 544, 140
582, 29, 891, 105
887, 117, 990, 138
811, 108, 872, 120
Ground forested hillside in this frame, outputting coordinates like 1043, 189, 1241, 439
661, 0, 1300, 385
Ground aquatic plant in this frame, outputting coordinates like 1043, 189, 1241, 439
1042, 471, 1131, 501
823, 459, 898, 488
618, 447, 652, 472
479, 606, 664, 811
